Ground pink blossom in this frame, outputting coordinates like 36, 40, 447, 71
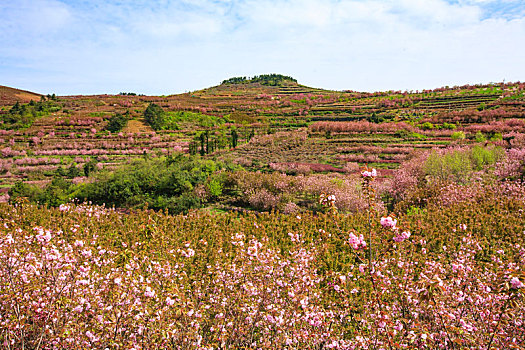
393, 231, 411, 243
86, 331, 99, 343
180, 248, 195, 258
166, 297, 175, 306
35, 227, 52, 244
73, 305, 83, 313
361, 168, 377, 178
4, 234, 14, 245
510, 277, 524, 289
348, 232, 367, 250
380, 216, 397, 229
59, 204, 71, 212
144, 286, 156, 298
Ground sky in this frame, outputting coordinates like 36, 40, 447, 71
1, 0, 524, 95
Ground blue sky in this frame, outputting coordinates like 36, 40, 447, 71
1, 0, 524, 95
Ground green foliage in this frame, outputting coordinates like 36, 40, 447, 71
222, 76, 248, 84
1, 99, 61, 129
9, 177, 72, 207
39, 177, 73, 207
77, 157, 227, 214
226, 111, 257, 124
143, 103, 166, 130
451, 131, 466, 140
442, 122, 457, 130
420, 122, 434, 130
366, 112, 385, 123
469, 145, 504, 171
490, 132, 503, 141
106, 112, 130, 132
66, 164, 82, 178
424, 145, 503, 183
222, 74, 297, 86
54, 165, 78, 178
83, 159, 98, 177
424, 150, 472, 183
207, 178, 224, 198
164, 111, 227, 129
8, 181, 42, 202
395, 130, 427, 140
475, 131, 486, 143
231, 128, 238, 148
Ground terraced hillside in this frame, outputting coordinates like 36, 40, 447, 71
1, 77, 525, 196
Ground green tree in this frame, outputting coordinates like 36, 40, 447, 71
106, 112, 129, 132
144, 103, 165, 130
231, 128, 238, 148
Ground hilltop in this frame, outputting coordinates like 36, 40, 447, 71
0, 85, 42, 106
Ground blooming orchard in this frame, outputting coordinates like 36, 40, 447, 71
0, 178, 524, 348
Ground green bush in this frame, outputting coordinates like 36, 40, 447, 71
424, 149, 472, 183
106, 112, 129, 132
77, 156, 226, 213
144, 103, 166, 130
451, 131, 465, 141
396, 130, 427, 140
8, 181, 42, 202
490, 132, 503, 141
38, 177, 73, 207
423, 145, 503, 183
420, 122, 434, 130
469, 145, 504, 171
1, 99, 61, 129
475, 131, 486, 143
207, 178, 224, 198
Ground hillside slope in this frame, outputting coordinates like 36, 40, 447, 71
0, 85, 42, 106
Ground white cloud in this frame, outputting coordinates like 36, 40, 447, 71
0, 0, 524, 94
0, 0, 71, 41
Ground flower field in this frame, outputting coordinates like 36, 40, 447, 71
1, 173, 524, 348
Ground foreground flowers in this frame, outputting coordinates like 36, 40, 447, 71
510, 277, 524, 289
0, 203, 523, 349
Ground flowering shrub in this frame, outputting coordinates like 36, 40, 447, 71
227, 171, 370, 213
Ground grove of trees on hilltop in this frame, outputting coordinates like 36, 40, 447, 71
222, 74, 297, 86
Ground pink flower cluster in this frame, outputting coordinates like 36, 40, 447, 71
348, 232, 367, 250
510, 277, 524, 289
380, 216, 397, 229
393, 230, 411, 243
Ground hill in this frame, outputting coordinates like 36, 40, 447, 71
1, 77, 525, 212
0, 85, 42, 106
